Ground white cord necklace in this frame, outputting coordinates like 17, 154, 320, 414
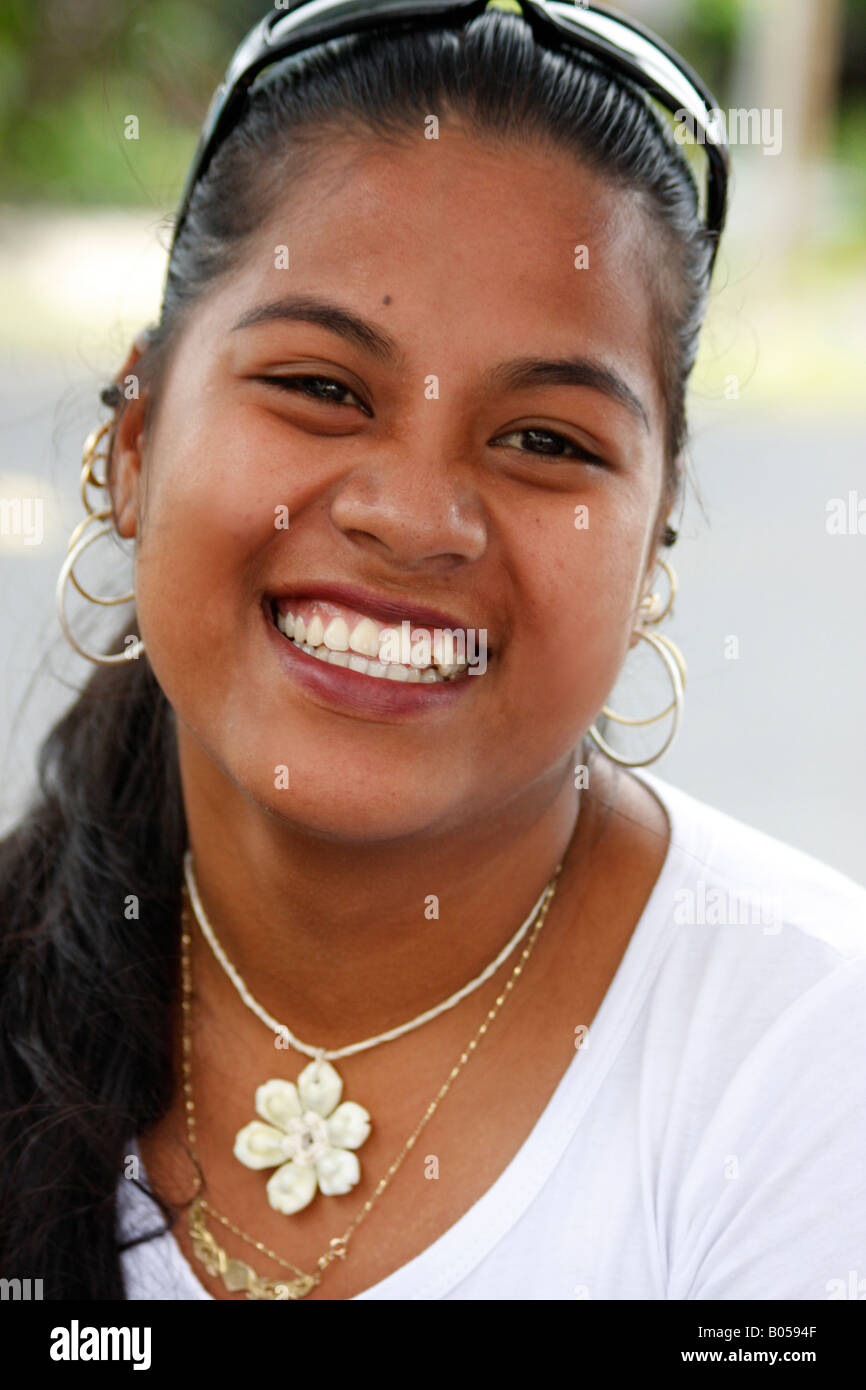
183, 848, 555, 1060
181, 847, 565, 1218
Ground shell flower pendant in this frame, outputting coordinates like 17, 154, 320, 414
233, 1060, 372, 1215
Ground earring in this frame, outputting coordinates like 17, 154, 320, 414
587, 557, 686, 768
56, 421, 145, 666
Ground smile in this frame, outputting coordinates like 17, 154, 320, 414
269, 595, 485, 683
263, 594, 487, 720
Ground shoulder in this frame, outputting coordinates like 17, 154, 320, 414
615, 775, 866, 1298
636, 769, 866, 967
617, 770, 866, 1109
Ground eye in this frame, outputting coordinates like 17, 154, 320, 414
256, 374, 372, 415
493, 427, 605, 465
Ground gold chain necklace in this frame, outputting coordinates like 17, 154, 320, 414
183, 847, 567, 1221
179, 863, 563, 1299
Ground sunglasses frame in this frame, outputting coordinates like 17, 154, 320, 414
169, 0, 730, 268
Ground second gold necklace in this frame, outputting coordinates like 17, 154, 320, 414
183, 847, 567, 1217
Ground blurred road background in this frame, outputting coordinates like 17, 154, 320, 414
1, 0, 864, 880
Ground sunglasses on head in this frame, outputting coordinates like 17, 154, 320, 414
169, 0, 730, 269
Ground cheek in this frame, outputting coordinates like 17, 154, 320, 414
512, 516, 646, 725
131, 444, 280, 713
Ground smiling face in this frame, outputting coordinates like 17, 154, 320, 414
111, 127, 670, 844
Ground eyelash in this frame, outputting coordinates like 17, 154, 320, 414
492, 429, 604, 466
257, 374, 605, 465
259, 373, 371, 413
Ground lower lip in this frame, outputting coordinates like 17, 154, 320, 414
262, 599, 482, 719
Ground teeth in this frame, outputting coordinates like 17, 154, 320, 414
349, 617, 381, 659
272, 602, 476, 682
323, 617, 350, 652
286, 636, 455, 682
305, 613, 324, 647
436, 632, 456, 666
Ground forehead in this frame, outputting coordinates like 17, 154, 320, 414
194, 127, 664, 435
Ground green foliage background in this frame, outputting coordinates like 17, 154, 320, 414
0, 0, 771, 205
2, 0, 864, 209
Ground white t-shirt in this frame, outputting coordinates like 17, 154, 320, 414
117, 771, 866, 1300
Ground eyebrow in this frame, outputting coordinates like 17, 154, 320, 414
483, 357, 650, 432
230, 294, 400, 364
231, 293, 650, 430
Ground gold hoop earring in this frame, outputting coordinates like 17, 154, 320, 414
587, 558, 686, 768
638, 554, 677, 626
56, 421, 145, 666
80, 422, 110, 513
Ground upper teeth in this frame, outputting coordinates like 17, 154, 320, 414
275, 607, 468, 680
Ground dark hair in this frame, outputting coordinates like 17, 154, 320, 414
0, 9, 717, 1297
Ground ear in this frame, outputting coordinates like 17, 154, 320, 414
628, 558, 658, 650
629, 525, 676, 651
106, 337, 152, 540
627, 537, 663, 650
628, 489, 679, 648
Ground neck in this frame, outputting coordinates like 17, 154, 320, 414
177, 736, 585, 1047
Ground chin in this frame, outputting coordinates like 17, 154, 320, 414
253, 779, 461, 845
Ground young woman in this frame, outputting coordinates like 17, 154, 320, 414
2, 1, 864, 1302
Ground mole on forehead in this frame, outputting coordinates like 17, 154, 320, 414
382, 295, 392, 304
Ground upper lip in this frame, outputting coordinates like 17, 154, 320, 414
267, 581, 487, 639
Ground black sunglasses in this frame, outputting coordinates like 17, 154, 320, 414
169, 0, 730, 269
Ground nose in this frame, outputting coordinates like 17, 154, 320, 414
328, 430, 488, 572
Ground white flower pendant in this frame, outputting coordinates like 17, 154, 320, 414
233, 1059, 371, 1215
